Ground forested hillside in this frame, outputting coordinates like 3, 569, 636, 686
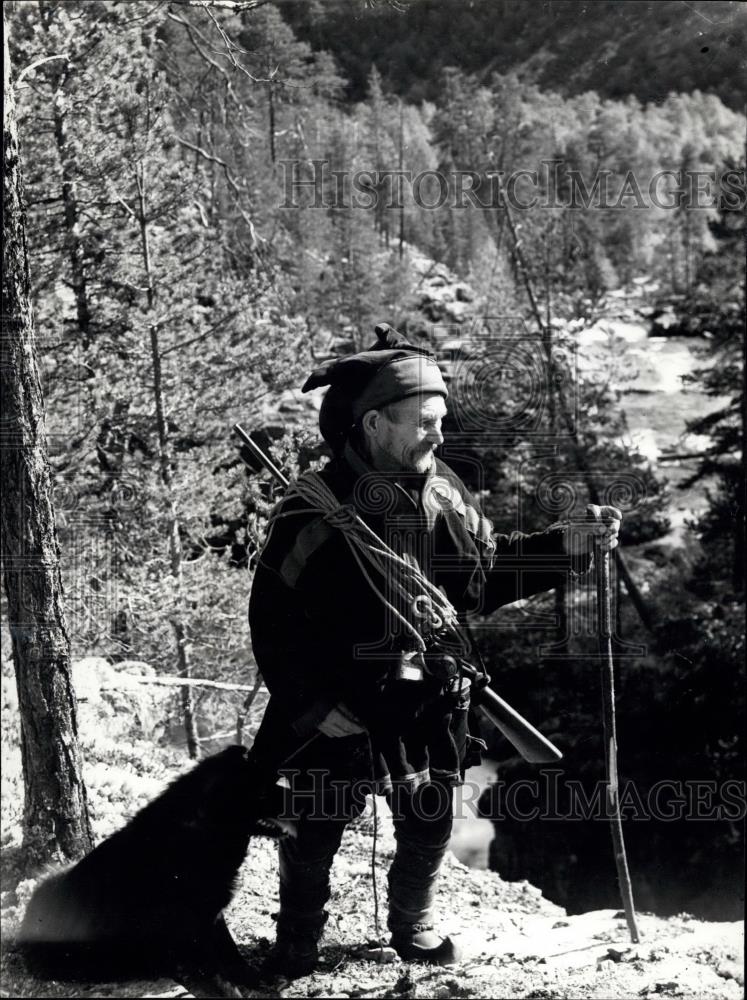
283, 0, 747, 110
2, 0, 745, 960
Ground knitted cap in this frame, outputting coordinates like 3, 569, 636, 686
302, 324, 448, 453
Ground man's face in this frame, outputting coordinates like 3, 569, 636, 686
365, 394, 447, 474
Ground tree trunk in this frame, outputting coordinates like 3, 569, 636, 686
543, 237, 567, 650
37, 0, 93, 347
398, 100, 405, 260
1, 16, 93, 866
738, 128, 746, 595
53, 93, 92, 344
149, 326, 199, 760
267, 80, 276, 165
134, 160, 199, 759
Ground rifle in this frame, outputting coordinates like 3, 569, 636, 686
233, 423, 562, 764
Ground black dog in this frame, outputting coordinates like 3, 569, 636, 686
18, 745, 289, 997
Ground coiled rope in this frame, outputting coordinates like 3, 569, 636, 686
265, 471, 459, 651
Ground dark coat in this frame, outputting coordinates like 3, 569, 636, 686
248, 443, 582, 792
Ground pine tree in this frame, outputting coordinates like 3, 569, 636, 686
2, 9, 93, 865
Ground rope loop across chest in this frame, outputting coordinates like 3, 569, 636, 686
268, 471, 458, 652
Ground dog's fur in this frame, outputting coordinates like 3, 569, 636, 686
17, 745, 287, 996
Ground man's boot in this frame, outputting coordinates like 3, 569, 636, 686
387, 782, 461, 966
389, 923, 461, 966
387, 840, 462, 965
266, 910, 328, 979
269, 803, 349, 979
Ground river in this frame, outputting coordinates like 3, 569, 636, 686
575, 317, 724, 543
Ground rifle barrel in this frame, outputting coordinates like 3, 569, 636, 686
233, 423, 289, 489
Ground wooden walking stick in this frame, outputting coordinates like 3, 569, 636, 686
593, 514, 640, 944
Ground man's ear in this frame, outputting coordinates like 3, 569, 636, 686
361, 409, 380, 440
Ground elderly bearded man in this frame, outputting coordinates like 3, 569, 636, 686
248, 325, 620, 977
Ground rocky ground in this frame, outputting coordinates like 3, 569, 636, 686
1, 660, 743, 1000
2, 814, 743, 999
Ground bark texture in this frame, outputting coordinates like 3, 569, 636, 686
2, 17, 93, 865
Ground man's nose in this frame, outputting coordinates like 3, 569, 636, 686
427, 426, 444, 447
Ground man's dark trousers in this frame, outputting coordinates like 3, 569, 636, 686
278, 775, 454, 939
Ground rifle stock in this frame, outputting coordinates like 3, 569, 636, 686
474, 685, 562, 763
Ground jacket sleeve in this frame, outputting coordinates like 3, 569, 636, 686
430, 467, 591, 615
480, 522, 591, 614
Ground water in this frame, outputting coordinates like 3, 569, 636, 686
576, 320, 725, 541
449, 763, 496, 869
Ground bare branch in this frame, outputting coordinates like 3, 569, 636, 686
15, 54, 68, 87
166, 9, 234, 84
158, 309, 242, 357
166, 2, 274, 114
100, 674, 258, 692
175, 136, 241, 195
110, 188, 137, 219
203, 4, 272, 84
193, 198, 210, 228
234, 201, 261, 248
167, 0, 273, 9
363, 0, 411, 9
